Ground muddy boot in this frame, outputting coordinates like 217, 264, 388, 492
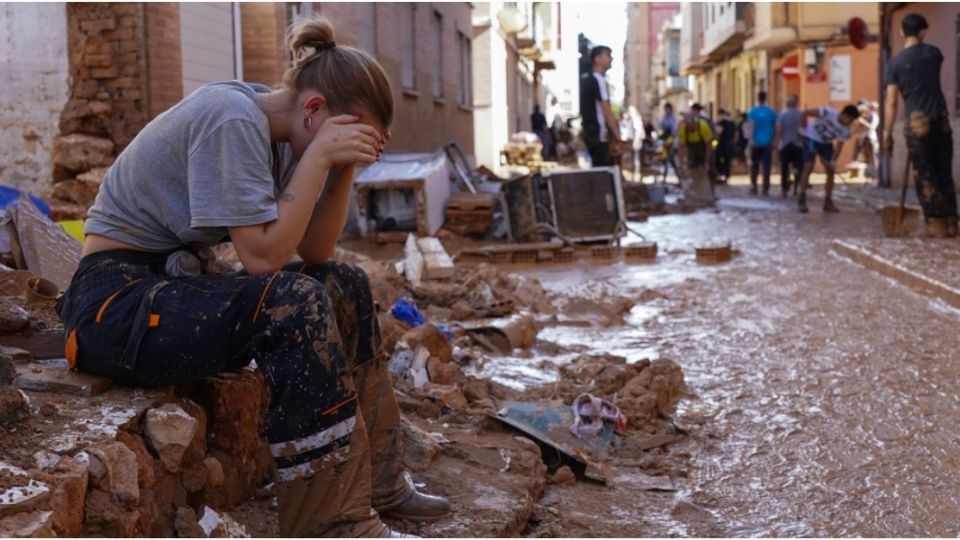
822, 198, 839, 213
923, 218, 948, 238
947, 216, 959, 238
354, 357, 452, 522
276, 412, 406, 538
797, 194, 808, 213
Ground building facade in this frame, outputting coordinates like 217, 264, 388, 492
1, 1, 476, 193
624, 2, 679, 119
681, 2, 880, 170
471, 2, 561, 171
649, 12, 692, 117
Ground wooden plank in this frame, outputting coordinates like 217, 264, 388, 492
403, 234, 424, 283
15, 358, 112, 397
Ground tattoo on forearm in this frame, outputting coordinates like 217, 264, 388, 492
279, 192, 295, 202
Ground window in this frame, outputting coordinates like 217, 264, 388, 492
401, 3, 416, 90
356, 3, 377, 55
432, 10, 444, 99
457, 31, 472, 107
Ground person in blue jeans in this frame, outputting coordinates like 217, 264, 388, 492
747, 91, 778, 195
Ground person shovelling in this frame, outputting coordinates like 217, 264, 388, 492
55, 15, 450, 538
795, 104, 860, 214
883, 13, 957, 238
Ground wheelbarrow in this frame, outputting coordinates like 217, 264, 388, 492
881, 152, 920, 237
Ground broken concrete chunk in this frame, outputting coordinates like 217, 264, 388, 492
174, 506, 205, 538
422, 383, 468, 411
51, 134, 114, 173
398, 416, 442, 472
549, 465, 577, 486
0, 299, 29, 333
198, 505, 250, 538
0, 386, 29, 424
144, 403, 199, 473
43, 456, 89, 536
0, 463, 51, 520
0, 510, 54, 537
204, 457, 224, 487
14, 360, 112, 397
400, 323, 452, 364
87, 441, 139, 507
0, 347, 32, 365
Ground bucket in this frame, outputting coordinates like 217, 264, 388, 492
25, 276, 59, 304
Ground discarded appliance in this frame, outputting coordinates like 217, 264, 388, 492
504, 167, 627, 244
354, 151, 451, 240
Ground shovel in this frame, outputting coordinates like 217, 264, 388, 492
881, 152, 920, 237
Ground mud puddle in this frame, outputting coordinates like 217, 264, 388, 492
504, 186, 960, 536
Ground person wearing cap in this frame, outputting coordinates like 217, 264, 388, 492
678, 103, 715, 202
746, 91, 778, 195
883, 12, 956, 237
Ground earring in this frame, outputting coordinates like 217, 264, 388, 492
303, 116, 312, 130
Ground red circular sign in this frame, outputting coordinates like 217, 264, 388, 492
849, 17, 869, 50
781, 57, 800, 81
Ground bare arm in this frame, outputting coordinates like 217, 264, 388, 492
599, 101, 622, 141
297, 164, 356, 263
883, 83, 899, 151
229, 116, 380, 275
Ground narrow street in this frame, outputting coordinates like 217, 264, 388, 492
497, 181, 960, 537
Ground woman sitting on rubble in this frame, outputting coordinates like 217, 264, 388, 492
55, 15, 449, 538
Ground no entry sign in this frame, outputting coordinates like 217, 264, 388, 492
781, 57, 800, 80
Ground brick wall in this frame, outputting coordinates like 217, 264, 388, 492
144, 3, 183, 119
266, 2, 475, 156
240, 3, 287, 87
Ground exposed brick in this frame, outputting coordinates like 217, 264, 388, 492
90, 67, 118, 79
80, 18, 116, 33
84, 54, 112, 68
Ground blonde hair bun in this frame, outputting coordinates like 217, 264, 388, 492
287, 16, 335, 66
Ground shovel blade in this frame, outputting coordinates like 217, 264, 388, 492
881, 205, 920, 237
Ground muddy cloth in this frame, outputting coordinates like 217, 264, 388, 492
884, 43, 949, 122
905, 116, 956, 219
55, 249, 411, 535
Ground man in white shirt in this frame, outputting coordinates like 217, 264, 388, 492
796, 104, 860, 213
578, 45, 624, 167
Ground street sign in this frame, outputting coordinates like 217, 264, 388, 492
848, 17, 869, 50
781, 57, 800, 80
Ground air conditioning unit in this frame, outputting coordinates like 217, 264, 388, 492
505, 167, 626, 243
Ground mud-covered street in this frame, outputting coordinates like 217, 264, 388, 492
476, 182, 960, 537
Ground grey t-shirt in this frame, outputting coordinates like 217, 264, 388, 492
776, 107, 804, 150
85, 81, 297, 251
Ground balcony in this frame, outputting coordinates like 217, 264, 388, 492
663, 75, 688, 95
744, 2, 798, 51
700, 2, 753, 62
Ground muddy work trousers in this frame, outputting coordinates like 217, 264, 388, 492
905, 115, 956, 219
55, 250, 411, 536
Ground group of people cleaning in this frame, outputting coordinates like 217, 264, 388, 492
652, 94, 871, 213
580, 13, 952, 232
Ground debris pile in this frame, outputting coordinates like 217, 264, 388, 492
0, 369, 270, 537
